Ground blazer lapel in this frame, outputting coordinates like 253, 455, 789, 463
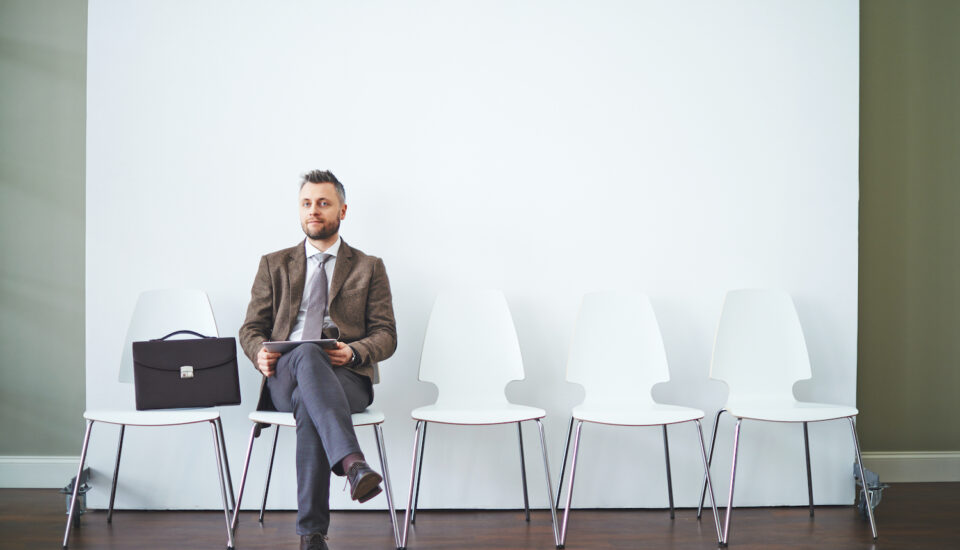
286, 241, 307, 332
329, 239, 355, 303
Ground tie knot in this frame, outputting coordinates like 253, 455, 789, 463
318, 253, 332, 266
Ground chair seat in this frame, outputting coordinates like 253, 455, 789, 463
411, 403, 546, 425
725, 400, 858, 422
572, 403, 705, 426
84, 408, 221, 426
249, 408, 386, 428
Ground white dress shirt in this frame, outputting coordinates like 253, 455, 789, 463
288, 238, 340, 341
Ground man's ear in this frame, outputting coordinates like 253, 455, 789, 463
340, 203, 348, 220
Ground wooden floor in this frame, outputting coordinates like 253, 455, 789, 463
3, 483, 957, 550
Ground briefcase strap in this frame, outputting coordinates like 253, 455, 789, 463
155, 329, 212, 341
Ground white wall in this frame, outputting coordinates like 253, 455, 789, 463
85, 0, 859, 510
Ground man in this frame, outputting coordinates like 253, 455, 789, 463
239, 170, 397, 550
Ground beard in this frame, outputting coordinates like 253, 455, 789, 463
302, 217, 341, 241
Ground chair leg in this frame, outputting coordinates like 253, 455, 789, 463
230, 423, 259, 533
849, 417, 878, 539
402, 420, 425, 550
721, 418, 743, 546
517, 422, 530, 521
698, 409, 725, 519
209, 421, 236, 550
555, 417, 574, 510
107, 424, 125, 524
216, 418, 236, 513
373, 423, 402, 550
559, 420, 584, 549
534, 419, 560, 549
62, 420, 94, 549
411, 421, 428, 525
259, 425, 281, 523
662, 424, 675, 519
694, 419, 723, 545
803, 421, 814, 517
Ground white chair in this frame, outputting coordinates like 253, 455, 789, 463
63, 289, 236, 549
553, 292, 722, 547
229, 408, 402, 549
696, 289, 878, 545
402, 290, 560, 548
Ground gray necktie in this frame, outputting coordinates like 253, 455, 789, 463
302, 253, 334, 340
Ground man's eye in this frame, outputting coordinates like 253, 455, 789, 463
320, 201, 329, 207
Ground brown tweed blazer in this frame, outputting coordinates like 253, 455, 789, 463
239, 239, 397, 411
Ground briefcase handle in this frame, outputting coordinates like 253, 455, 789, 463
154, 329, 213, 341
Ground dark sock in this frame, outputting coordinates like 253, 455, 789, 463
341, 452, 364, 473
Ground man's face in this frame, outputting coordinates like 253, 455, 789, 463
299, 182, 346, 241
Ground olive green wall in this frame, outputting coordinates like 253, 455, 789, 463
859, 0, 960, 452
0, 0, 86, 456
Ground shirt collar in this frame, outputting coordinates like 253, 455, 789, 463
304, 237, 341, 259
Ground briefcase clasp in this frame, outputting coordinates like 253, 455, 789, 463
180, 366, 195, 379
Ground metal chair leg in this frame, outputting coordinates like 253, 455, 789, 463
695, 419, 723, 545
209, 421, 236, 550
62, 420, 94, 549
559, 420, 583, 549
804, 421, 814, 517
402, 420, 425, 550
698, 409, 725, 518
555, 417, 574, 510
410, 421, 428, 525
517, 422, 530, 521
721, 418, 743, 546
259, 425, 281, 523
230, 423, 259, 533
374, 423, 402, 550
107, 424, 125, 524
216, 418, 236, 512
662, 424, 675, 519
534, 419, 560, 549
849, 417, 878, 539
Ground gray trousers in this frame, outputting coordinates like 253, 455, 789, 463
267, 343, 372, 536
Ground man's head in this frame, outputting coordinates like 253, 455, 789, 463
299, 170, 347, 244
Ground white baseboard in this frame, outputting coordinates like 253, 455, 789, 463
861, 451, 960, 482
0, 456, 80, 488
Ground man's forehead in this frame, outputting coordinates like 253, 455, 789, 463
299, 182, 338, 199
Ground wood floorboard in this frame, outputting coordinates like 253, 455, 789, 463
2, 483, 957, 550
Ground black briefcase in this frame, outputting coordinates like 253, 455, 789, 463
132, 330, 241, 410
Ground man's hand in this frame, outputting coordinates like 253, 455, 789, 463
257, 346, 281, 377
327, 342, 355, 367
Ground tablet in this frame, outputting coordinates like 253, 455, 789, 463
262, 339, 338, 353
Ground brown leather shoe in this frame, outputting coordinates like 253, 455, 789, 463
346, 460, 383, 503
300, 533, 329, 550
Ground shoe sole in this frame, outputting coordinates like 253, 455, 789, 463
357, 484, 383, 504
351, 471, 383, 502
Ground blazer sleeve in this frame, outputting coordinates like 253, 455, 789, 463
239, 255, 274, 366
350, 257, 398, 367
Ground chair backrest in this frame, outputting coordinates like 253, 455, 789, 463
118, 289, 219, 383
566, 291, 670, 408
710, 289, 811, 403
418, 289, 524, 408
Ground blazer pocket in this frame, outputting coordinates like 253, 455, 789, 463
336, 288, 368, 318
